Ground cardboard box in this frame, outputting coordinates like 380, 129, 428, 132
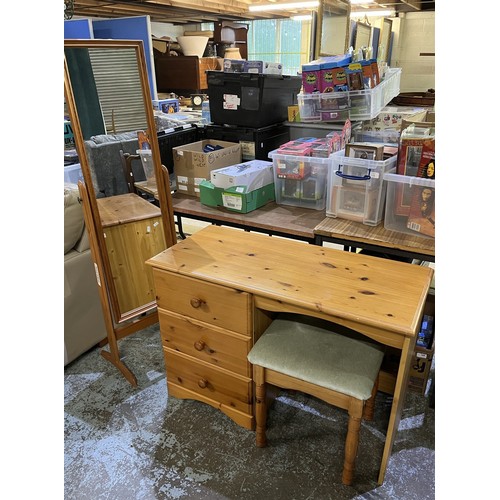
210, 160, 274, 191
172, 140, 242, 197
199, 180, 275, 213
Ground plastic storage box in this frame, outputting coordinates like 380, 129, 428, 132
207, 71, 302, 128
205, 123, 290, 161
383, 172, 435, 239
326, 150, 397, 225
297, 67, 402, 122
136, 149, 156, 188
268, 149, 331, 210
64, 163, 83, 185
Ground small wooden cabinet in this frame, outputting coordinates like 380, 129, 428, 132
154, 55, 220, 94
97, 193, 166, 316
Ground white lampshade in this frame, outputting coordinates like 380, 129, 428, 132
177, 36, 209, 57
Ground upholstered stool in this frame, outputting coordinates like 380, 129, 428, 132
247, 313, 384, 485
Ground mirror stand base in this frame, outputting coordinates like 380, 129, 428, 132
101, 350, 138, 387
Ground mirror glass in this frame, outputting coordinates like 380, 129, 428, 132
317, 0, 351, 58
65, 47, 148, 138
353, 21, 372, 51
64, 39, 174, 324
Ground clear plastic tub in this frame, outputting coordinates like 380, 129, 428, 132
326, 150, 397, 225
64, 163, 83, 185
297, 67, 402, 122
268, 149, 331, 210
383, 172, 435, 239
136, 149, 155, 187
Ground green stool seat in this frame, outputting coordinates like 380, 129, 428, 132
248, 314, 384, 400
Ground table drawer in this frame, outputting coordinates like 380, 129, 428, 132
164, 349, 252, 415
159, 309, 251, 377
153, 269, 251, 335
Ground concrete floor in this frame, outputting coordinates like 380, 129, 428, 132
64, 323, 435, 499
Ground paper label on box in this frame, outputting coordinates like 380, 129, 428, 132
177, 176, 189, 184
241, 141, 255, 160
194, 177, 206, 186
223, 94, 240, 110
222, 193, 242, 210
416, 352, 428, 359
178, 184, 188, 191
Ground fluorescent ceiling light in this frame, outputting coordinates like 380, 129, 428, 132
291, 14, 312, 21
351, 9, 395, 17
350, 0, 375, 4
249, 1, 319, 12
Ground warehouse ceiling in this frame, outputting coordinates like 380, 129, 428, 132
65, 1, 435, 25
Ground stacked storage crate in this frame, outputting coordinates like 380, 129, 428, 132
383, 116, 436, 239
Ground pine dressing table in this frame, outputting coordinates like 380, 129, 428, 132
146, 225, 434, 484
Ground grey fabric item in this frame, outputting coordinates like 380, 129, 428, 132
84, 134, 142, 197
247, 313, 384, 401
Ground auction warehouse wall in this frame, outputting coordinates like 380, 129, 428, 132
66, 10, 435, 95
150, 10, 435, 93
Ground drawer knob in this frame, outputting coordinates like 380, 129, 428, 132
198, 378, 208, 389
194, 340, 205, 351
190, 297, 205, 309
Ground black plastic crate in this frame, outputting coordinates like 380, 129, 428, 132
157, 125, 201, 174
204, 123, 290, 161
207, 71, 302, 128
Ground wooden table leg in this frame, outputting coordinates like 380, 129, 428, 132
377, 335, 415, 484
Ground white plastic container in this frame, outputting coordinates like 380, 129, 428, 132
383, 172, 435, 239
268, 149, 331, 210
326, 150, 397, 225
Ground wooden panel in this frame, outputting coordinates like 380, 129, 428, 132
153, 269, 251, 335
171, 193, 325, 241
314, 216, 435, 257
97, 193, 162, 227
164, 349, 252, 415
158, 309, 251, 376
104, 215, 166, 313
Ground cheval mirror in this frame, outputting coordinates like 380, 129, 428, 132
64, 38, 177, 385
316, 0, 351, 58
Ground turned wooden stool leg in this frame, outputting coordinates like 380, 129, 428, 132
363, 375, 379, 421
253, 365, 268, 448
342, 399, 363, 485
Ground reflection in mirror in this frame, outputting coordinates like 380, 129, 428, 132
316, 0, 351, 58
66, 47, 149, 137
64, 39, 176, 386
